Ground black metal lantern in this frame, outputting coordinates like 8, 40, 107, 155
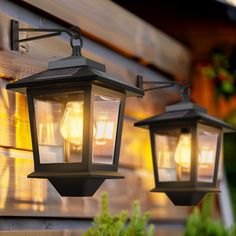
7, 20, 143, 196
135, 79, 235, 205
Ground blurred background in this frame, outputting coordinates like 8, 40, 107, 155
1, 0, 236, 235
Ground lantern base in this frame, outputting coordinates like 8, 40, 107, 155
165, 191, 207, 206
151, 188, 220, 206
48, 177, 105, 196
28, 171, 124, 197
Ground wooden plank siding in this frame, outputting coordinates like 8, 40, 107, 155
0, 10, 180, 118
0, 0, 190, 222
0, 148, 189, 220
13, 0, 191, 80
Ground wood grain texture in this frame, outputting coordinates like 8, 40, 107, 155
16, 0, 191, 79
0, 11, 180, 151
0, 11, 180, 117
0, 5, 190, 220
0, 149, 189, 219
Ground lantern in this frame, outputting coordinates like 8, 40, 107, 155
135, 101, 235, 205
7, 52, 143, 196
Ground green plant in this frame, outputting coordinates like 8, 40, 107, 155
125, 200, 154, 236
183, 195, 230, 236
199, 48, 236, 100
83, 192, 154, 236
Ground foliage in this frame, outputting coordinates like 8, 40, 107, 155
183, 195, 235, 236
223, 131, 236, 219
83, 192, 155, 236
125, 201, 155, 236
199, 48, 236, 99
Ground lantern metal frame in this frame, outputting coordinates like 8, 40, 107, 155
7, 19, 144, 196
135, 76, 236, 205
27, 85, 126, 174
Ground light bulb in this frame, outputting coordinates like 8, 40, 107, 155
60, 101, 83, 149
94, 114, 114, 145
174, 133, 191, 169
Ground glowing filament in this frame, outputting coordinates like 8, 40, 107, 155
174, 134, 191, 169
60, 102, 83, 149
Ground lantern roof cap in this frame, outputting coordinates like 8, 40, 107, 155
135, 101, 236, 132
6, 56, 144, 97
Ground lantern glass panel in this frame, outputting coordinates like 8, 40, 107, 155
155, 128, 192, 182
34, 92, 84, 164
197, 124, 220, 183
92, 94, 121, 164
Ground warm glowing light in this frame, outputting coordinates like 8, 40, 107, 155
174, 135, 214, 168
158, 147, 173, 167
14, 158, 47, 211
60, 101, 83, 148
174, 134, 191, 169
218, 0, 236, 8
94, 114, 114, 145
0, 158, 9, 209
198, 147, 214, 168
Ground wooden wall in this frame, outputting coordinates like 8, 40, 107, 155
0, 0, 191, 226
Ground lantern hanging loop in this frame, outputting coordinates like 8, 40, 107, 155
11, 19, 83, 56
69, 26, 83, 56
136, 75, 191, 102
179, 80, 191, 102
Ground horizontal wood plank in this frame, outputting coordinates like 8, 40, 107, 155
16, 0, 191, 79
0, 11, 180, 118
0, 7, 190, 220
0, 153, 189, 219
0, 10, 180, 155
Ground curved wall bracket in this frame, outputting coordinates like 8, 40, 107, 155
10, 19, 83, 56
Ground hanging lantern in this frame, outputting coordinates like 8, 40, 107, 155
7, 20, 143, 196
135, 79, 235, 205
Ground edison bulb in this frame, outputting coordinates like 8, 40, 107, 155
174, 133, 191, 169
60, 101, 83, 149
94, 114, 114, 145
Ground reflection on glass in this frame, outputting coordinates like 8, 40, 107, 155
155, 128, 191, 182
92, 94, 120, 164
94, 112, 115, 145
197, 125, 219, 182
